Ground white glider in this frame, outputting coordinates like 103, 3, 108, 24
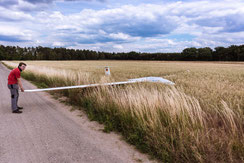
24, 77, 175, 93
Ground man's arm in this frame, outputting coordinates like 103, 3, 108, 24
17, 78, 24, 92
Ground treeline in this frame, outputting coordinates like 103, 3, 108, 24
0, 44, 244, 61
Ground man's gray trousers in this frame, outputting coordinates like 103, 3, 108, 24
7, 84, 19, 111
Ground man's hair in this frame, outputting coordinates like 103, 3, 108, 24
18, 62, 27, 67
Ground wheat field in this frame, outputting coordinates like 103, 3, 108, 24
3, 60, 244, 162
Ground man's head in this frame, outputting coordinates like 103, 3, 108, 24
18, 62, 27, 71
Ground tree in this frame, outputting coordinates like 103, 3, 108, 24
213, 47, 226, 61
237, 45, 244, 61
198, 47, 213, 61
182, 47, 198, 60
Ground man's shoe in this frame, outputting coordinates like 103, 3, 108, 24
17, 106, 23, 110
12, 110, 22, 114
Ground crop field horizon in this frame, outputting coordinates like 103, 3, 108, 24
3, 60, 244, 162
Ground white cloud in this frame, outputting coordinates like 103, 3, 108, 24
113, 44, 123, 49
0, 25, 33, 40
109, 33, 130, 40
0, 5, 33, 21
52, 41, 65, 46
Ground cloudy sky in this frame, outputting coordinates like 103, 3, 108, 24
0, 0, 244, 52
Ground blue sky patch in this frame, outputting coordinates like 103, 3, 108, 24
0, 35, 28, 42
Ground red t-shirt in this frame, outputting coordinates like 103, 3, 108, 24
8, 68, 21, 85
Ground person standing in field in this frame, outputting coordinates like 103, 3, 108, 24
7, 62, 26, 114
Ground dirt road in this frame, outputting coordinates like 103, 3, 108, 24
0, 63, 153, 163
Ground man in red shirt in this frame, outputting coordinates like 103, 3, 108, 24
8, 62, 27, 114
